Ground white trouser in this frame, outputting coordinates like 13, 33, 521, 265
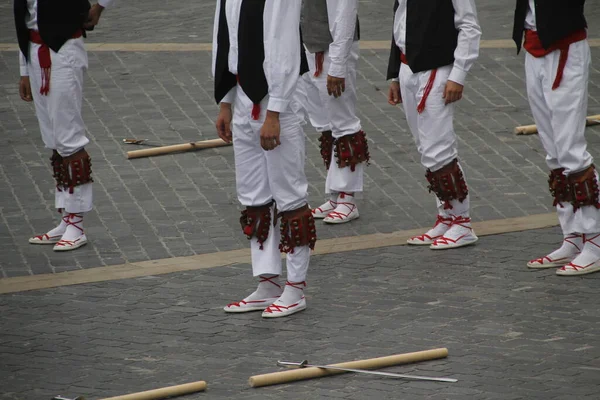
27, 38, 92, 213
299, 42, 364, 194
399, 63, 469, 217
232, 86, 310, 282
525, 39, 600, 234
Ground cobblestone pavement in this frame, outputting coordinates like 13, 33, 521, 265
1, 1, 600, 276
2, 226, 600, 400
2, 2, 600, 399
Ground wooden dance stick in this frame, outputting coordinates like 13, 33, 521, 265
100, 381, 207, 400
248, 348, 449, 388
514, 114, 600, 135
126, 138, 231, 159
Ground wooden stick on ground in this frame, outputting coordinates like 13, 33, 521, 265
514, 114, 600, 135
126, 138, 231, 159
248, 348, 449, 388
100, 380, 207, 400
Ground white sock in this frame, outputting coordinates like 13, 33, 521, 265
441, 216, 474, 242
244, 274, 282, 301
60, 213, 85, 242
273, 281, 305, 306
46, 212, 68, 237
546, 233, 582, 260
423, 215, 452, 238
570, 234, 600, 267
337, 192, 355, 205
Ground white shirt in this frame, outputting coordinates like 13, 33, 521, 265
212, 0, 302, 113
326, 0, 358, 79
525, 0, 537, 31
19, 0, 116, 76
392, 0, 481, 86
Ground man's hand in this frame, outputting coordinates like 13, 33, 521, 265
84, 3, 104, 29
19, 76, 33, 102
388, 81, 402, 105
327, 75, 345, 98
216, 104, 233, 143
443, 80, 464, 105
260, 111, 281, 151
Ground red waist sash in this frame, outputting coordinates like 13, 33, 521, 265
524, 29, 587, 90
29, 29, 83, 95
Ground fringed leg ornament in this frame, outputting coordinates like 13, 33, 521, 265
425, 159, 468, 210
240, 201, 276, 250
61, 149, 93, 194
279, 205, 317, 254
318, 130, 334, 170
568, 165, 600, 212
548, 168, 571, 208
333, 131, 370, 172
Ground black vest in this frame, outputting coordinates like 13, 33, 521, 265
214, 0, 309, 105
387, 0, 458, 79
14, 0, 90, 61
513, 0, 587, 53
300, 0, 360, 54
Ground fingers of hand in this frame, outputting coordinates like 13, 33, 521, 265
225, 122, 233, 141
444, 90, 462, 105
19, 82, 32, 102
260, 133, 280, 151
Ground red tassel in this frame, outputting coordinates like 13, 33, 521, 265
38, 44, 51, 96
417, 69, 437, 114
552, 48, 569, 90
251, 104, 261, 120
314, 52, 324, 77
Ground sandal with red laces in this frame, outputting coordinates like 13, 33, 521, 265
53, 213, 88, 251
262, 281, 307, 318
407, 215, 452, 246
312, 199, 337, 219
527, 234, 582, 269
556, 234, 600, 276
29, 233, 63, 245
323, 193, 359, 224
556, 260, 600, 276
224, 276, 282, 313
29, 214, 69, 245
430, 216, 478, 250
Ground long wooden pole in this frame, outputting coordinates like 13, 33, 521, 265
514, 114, 600, 135
126, 138, 231, 159
100, 381, 207, 400
248, 348, 449, 388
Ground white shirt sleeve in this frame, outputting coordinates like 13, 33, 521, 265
97, 0, 115, 8
326, 0, 358, 79
448, 0, 481, 86
19, 52, 28, 77
263, 0, 302, 113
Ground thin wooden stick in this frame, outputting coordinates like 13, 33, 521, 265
249, 348, 449, 388
126, 138, 231, 159
514, 114, 600, 135
100, 381, 207, 400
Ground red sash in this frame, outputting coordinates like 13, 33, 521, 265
401, 53, 437, 114
524, 29, 587, 90
29, 29, 83, 95
235, 75, 261, 120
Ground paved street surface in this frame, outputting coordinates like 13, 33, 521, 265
1, 0, 600, 399
2, 227, 600, 400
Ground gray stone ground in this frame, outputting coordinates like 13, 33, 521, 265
1, 1, 600, 277
1, 1, 600, 399
2, 227, 600, 400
